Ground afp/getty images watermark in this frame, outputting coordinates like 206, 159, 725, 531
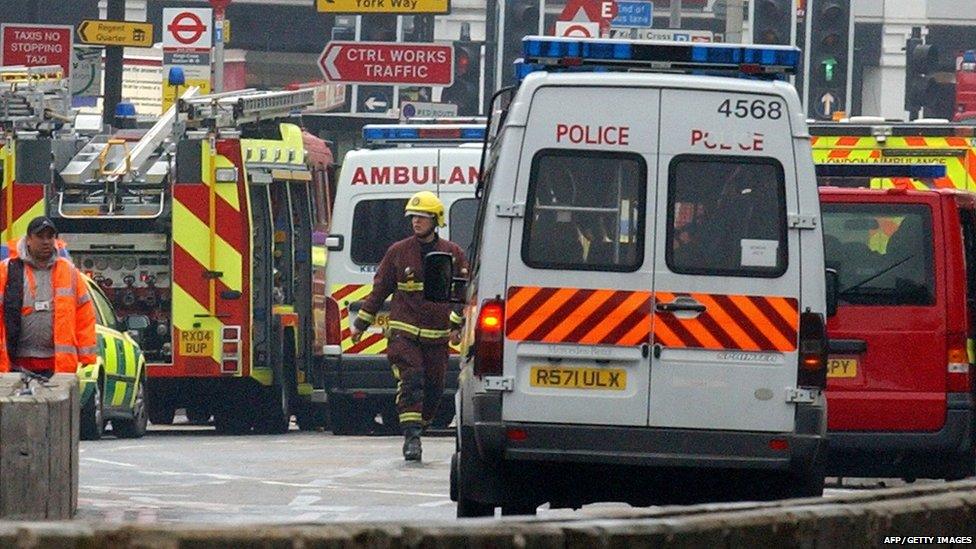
883, 537, 974, 544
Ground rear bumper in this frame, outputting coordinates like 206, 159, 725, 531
321, 354, 460, 394
469, 393, 826, 472
826, 393, 975, 476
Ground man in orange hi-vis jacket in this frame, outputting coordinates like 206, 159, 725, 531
0, 216, 96, 376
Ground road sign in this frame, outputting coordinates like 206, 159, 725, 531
609, 28, 713, 42
319, 41, 454, 87
71, 46, 102, 101
558, 0, 618, 36
401, 101, 458, 119
0, 24, 73, 77
162, 8, 212, 49
316, 0, 449, 14
555, 21, 600, 38
78, 20, 153, 48
611, 1, 652, 28
363, 92, 390, 112
819, 92, 836, 118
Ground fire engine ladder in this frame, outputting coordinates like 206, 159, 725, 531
178, 88, 316, 129
57, 86, 203, 219
0, 65, 71, 131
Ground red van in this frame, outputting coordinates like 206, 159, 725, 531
818, 168, 976, 480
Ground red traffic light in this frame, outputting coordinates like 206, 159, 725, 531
456, 50, 471, 76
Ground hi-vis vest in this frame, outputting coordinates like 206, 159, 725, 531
0, 253, 97, 373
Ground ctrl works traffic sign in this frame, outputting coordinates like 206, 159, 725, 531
1, 24, 73, 78
319, 41, 454, 87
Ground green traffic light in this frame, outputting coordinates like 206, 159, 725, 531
822, 57, 837, 82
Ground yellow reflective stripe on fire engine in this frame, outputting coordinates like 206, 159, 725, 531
387, 320, 450, 339
449, 311, 463, 325
357, 310, 376, 324
396, 281, 424, 292
335, 283, 388, 355
170, 284, 222, 364
172, 199, 243, 292
10, 199, 45, 240
212, 154, 241, 211
399, 412, 422, 424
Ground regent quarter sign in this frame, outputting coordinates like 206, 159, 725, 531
316, 0, 449, 15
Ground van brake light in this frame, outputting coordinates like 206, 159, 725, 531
474, 298, 505, 376
797, 311, 828, 389
946, 335, 972, 393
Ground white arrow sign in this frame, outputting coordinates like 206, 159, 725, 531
322, 45, 341, 80
820, 92, 836, 116
364, 96, 389, 110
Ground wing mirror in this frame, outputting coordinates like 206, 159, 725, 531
423, 251, 467, 303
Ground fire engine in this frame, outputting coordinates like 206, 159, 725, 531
0, 67, 335, 433
810, 117, 976, 191
955, 50, 976, 121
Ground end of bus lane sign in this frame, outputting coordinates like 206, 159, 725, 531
317, 0, 449, 14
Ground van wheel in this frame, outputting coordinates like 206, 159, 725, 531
455, 450, 495, 518
295, 404, 328, 431
329, 395, 370, 435
80, 379, 105, 441
782, 461, 826, 499
113, 373, 148, 439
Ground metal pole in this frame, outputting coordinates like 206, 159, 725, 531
103, 0, 125, 126
725, 0, 744, 44
214, 8, 225, 93
670, 0, 682, 29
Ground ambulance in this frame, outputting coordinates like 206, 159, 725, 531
322, 123, 483, 434
425, 37, 831, 516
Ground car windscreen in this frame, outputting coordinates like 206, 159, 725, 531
822, 203, 935, 306
350, 199, 411, 265
448, 198, 478, 255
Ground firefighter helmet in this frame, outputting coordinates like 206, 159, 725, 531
404, 191, 445, 227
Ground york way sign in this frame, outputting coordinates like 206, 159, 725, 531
319, 41, 454, 87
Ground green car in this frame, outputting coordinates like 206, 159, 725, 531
77, 276, 149, 440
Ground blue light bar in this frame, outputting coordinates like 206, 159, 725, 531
964, 50, 976, 64
815, 164, 947, 179
363, 124, 486, 145
518, 36, 800, 82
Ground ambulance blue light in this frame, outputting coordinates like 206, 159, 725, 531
363, 124, 486, 146
815, 164, 947, 179
518, 36, 800, 81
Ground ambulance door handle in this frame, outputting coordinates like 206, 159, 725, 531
655, 301, 706, 314
641, 343, 649, 358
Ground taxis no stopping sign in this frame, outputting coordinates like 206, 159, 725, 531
318, 41, 454, 87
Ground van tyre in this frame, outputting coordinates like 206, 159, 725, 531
295, 403, 328, 431
80, 379, 105, 441
329, 395, 371, 435
113, 372, 148, 439
455, 449, 495, 518
254, 374, 291, 434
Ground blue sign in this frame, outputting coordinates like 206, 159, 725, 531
612, 1, 653, 28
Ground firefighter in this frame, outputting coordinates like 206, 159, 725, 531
350, 191, 467, 461
0, 216, 97, 376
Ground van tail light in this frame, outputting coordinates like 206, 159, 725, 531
946, 334, 972, 393
474, 298, 505, 376
325, 297, 342, 345
797, 311, 828, 389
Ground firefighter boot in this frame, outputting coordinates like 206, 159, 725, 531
402, 425, 423, 462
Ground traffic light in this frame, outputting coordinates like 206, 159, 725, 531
441, 41, 484, 115
808, 0, 851, 119
904, 31, 946, 120
753, 0, 792, 45
361, 14, 397, 41
500, 0, 539, 86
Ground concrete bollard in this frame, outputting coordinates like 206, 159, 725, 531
0, 372, 79, 520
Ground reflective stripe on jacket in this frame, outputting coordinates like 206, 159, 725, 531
0, 249, 97, 373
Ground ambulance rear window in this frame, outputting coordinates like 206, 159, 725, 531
667, 156, 787, 278
522, 150, 646, 272
351, 199, 411, 265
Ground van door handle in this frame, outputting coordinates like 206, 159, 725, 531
656, 301, 706, 314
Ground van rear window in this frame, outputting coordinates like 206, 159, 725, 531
822, 204, 935, 306
521, 150, 646, 272
667, 156, 787, 277
351, 199, 411, 264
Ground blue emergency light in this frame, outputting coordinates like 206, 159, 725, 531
363, 124, 486, 146
814, 164, 947, 179
517, 36, 801, 82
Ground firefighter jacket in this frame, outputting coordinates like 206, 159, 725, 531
354, 235, 467, 343
0, 240, 97, 373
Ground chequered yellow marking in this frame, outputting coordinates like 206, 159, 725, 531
172, 199, 243, 292
334, 283, 388, 355
171, 284, 223, 364
811, 138, 976, 191
212, 153, 241, 211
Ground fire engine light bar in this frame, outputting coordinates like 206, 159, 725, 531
518, 36, 800, 81
363, 124, 486, 145
814, 164, 947, 179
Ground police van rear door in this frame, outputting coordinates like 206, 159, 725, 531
648, 87, 800, 433
502, 83, 658, 426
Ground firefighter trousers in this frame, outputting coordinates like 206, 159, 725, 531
387, 331, 448, 429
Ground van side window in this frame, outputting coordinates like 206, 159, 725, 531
521, 150, 646, 272
667, 156, 787, 277
351, 199, 411, 265
821, 203, 935, 306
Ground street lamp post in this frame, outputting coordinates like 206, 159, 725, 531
210, 0, 232, 93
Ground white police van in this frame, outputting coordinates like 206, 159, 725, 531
322, 123, 482, 434
425, 38, 831, 516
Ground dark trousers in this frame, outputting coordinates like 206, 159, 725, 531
387, 332, 449, 428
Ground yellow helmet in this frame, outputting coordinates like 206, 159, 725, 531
404, 191, 445, 227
